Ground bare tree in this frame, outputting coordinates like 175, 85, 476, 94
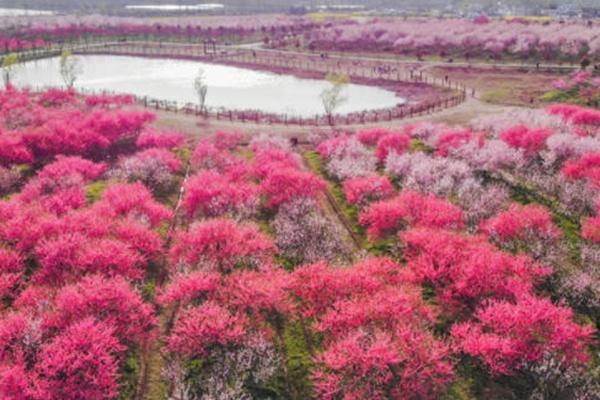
59, 50, 82, 88
1, 53, 19, 88
194, 68, 208, 112
320, 72, 349, 125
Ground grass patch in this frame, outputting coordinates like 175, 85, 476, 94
174, 147, 192, 165
480, 87, 514, 104
278, 320, 316, 399
540, 89, 599, 108
86, 180, 108, 203
410, 138, 434, 154
119, 350, 141, 400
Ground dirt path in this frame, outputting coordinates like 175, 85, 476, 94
134, 312, 172, 400
240, 44, 579, 72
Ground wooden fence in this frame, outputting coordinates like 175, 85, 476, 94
67, 86, 467, 127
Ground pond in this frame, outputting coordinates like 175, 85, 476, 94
0, 8, 54, 16
125, 4, 225, 11
14, 55, 405, 117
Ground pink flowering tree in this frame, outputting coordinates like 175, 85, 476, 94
452, 295, 594, 376
480, 203, 562, 260
343, 175, 395, 207
273, 198, 350, 265
169, 218, 275, 273
183, 170, 258, 219
359, 191, 464, 239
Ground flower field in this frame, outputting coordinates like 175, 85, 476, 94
298, 18, 600, 62
0, 85, 597, 399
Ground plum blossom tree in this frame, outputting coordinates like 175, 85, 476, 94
36, 318, 124, 400
161, 252, 286, 399
455, 181, 511, 226
356, 127, 392, 146
325, 137, 377, 180
93, 182, 172, 227
343, 175, 395, 207
313, 328, 453, 400
212, 131, 246, 151
157, 271, 220, 308
316, 134, 351, 159
167, 301, 247, 358
43, 275, 157, 347
168, 333, 280, 400
375, 133, 411, 163
384, 152, 475, 198
563, 152, 600, 187
452, 295, 594, 376
401, 228, 549, 314
253, 148, 301, 178
359, 191, 464, 239
524, 352, 600, 400
249, 132, 291, 153
17, 156, 106, 214
169, 218, 275, 273
182, 170, 258, 219
582, 213, 600, 244
289, 258, 453, 399
461, 139, 525, 171
109, 149, 180, 192
136, 128, 185, 149
0, 132, 32, 166
273, 198, 350, 265
480, 203, 562, 259
33, 233, 146, 284
260, 168, 326, 209
191, 138, 237, 171
500, 125, 553, 158
0, 249, 24, 300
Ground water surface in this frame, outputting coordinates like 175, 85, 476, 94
125, 4, 224, 11
14, 55, 404, 117
0, 8, 53, 16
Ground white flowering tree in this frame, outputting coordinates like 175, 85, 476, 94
1, 53, 19, 88
59, 50, 82, 88
320, 72, 349, 125
194, 68, 208, 112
